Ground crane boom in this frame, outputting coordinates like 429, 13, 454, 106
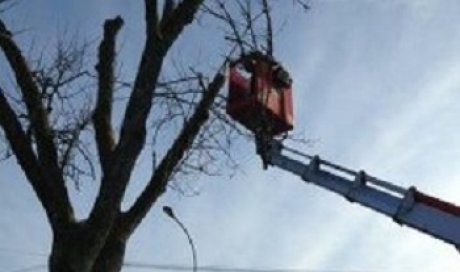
223, 52, 460, 249
266, 140, 460, 249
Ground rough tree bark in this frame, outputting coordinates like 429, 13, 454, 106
0, 0, 306, 270
1, 0, 207, 270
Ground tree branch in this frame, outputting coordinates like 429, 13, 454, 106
0, 20, 73, 227
93, 16, 124, 173
0, 88, 74, 228
161, 0, 174, 24
160, 0, 204, 43
261, 0, 273, 56
0, 20, 59, 171
121, 67, 227, 233
216, 0, 247, 55
89, 0, 205, 228
145, 0, 159, 37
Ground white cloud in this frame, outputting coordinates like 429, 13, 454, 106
270, 1, 460, 270
3, 1, 460, 272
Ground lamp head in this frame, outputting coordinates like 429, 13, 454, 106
162, 206, 175, 218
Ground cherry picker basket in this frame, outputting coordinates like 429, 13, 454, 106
226, 52, 294, 137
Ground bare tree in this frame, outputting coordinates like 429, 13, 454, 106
0, 0, 308, 271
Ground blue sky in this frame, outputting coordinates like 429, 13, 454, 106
1, 0, 460, 271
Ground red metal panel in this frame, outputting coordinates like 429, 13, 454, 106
414, 190, 460, 217
228, 66, 250, 103
227, 56, 294, 136
282, 87, 294, 128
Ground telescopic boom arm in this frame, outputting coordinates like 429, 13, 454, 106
266, 140, 460, 249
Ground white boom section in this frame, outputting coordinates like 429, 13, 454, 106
267, 141, 460, 248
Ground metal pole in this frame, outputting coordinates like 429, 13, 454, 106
163, 206, 197, 272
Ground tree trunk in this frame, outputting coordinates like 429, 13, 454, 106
49, 251, 94, 272
48, 223, 103, 272
48, 222, 128, 272
49, 236, 95, 272
90, 234, 127, 272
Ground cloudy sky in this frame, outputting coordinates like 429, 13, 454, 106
1, 0, 460, 271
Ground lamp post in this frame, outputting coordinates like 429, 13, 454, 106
162, 206, 197, 272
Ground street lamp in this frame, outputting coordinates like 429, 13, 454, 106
162, 206, 197, 272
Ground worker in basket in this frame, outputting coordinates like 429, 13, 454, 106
229, 51, 293, 168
